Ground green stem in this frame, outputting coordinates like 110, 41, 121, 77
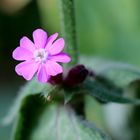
59, 0, 79, 67
128, 82, 140, 140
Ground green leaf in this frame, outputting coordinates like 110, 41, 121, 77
64, 92, 74, 104
13, 94, 110, 140
80, 56, 140, 103
64, 76, 140, 104
2, 78, 51, 125
13, 94, 46, 140
81, 56, 140, 88
82, 78, 140, 104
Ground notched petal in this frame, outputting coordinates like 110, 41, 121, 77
45, 33, 58, 50
49, 38, 65, 55
45, 60, 63, 76
37, 64, 50, 83
12, 47, 33, 61
15, 60, 39, 80
33, 29, 48, 48
49, 52, 71, 63
20, 36, 35, 52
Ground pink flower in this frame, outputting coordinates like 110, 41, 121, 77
12, 29, 71, 83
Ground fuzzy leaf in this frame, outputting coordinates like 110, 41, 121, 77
82, 78, 140, 104
64, 76, 140, 104
13, 94, 110, 140
81, 56, 140, 88
2, 78, 51, 125
64, 92, 74, 104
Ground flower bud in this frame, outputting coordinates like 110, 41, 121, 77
48, 73, 63, 85
64, 64, 89, 88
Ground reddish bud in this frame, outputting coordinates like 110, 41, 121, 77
48, 73, 63, 85
64, 64, 89, 88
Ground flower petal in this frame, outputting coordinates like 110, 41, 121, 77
37, 64, 50, 83
45, 33, 58, 50
48, 38, 65, 55
49, 52, 71, 63
12, 47, 33, 61
15, 60, 39, 80
20, 36, 35, 52
33, 29, 47, 48
45, 60, 63, 76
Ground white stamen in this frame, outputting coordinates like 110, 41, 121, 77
34, 48, 48, 63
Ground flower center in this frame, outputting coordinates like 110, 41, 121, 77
34, 49, 48, 63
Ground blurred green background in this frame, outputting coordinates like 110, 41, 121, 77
1, 0, 140, 139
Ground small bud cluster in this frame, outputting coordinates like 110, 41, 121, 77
48, 64, 89, 88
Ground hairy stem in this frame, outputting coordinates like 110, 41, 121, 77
68, 94, 85, 117
59, 0, 79, 66
128, 82, 140, 140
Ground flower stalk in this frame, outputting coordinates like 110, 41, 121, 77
59, 0, 79, 67
59, 0, 85, 117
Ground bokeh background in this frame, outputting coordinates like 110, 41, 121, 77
1, 0, 140, 139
